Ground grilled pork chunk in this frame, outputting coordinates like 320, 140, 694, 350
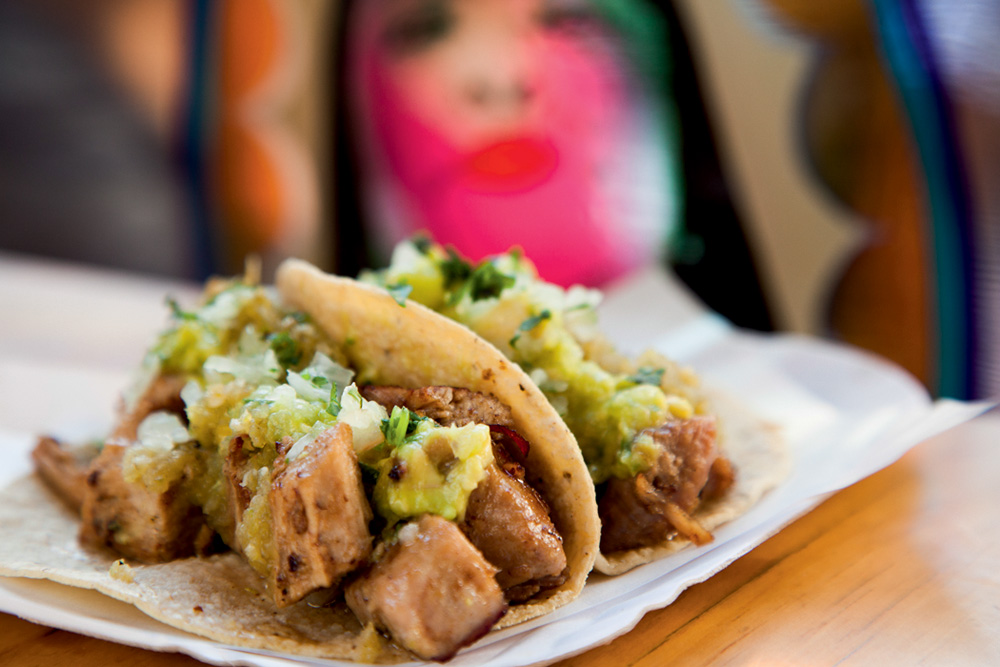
599, 416, 725, 553
268, 423, 373, 607
80, 441, 206, 562
79, 373, 205, 562
358, 385, 515, 428
359, 385, 566, 600
345, 515, 507, 661
32, 436, 97, 511
461, 445, 566, 601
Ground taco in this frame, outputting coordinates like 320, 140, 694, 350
361, 238, 788, 575
1, 262, 598, 662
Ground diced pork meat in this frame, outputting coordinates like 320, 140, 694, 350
219, 435, 254, 548
80, 441, 206, 562
358, 385, 514, 428
31, 436, 98, 512
360, 385, 565, 599
78, 373, 206, 562
599, 416, 725, 553
345, 515, 507, 661
268, 423, 373, 607
461, 444, 566, 601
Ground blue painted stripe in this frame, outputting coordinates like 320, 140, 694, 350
178, 0, 218, 280
871, 0, 976, 398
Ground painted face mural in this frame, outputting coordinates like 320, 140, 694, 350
348, 0, 679, 287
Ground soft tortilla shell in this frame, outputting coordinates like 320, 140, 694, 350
275, 259, 600, 626
594, 391, 789, 575
0, 474, 407, 662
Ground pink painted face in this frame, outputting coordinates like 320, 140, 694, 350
350, 0, 672, 286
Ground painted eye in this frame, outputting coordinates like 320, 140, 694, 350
538, 1, 605, 37
382, 1, 455, 55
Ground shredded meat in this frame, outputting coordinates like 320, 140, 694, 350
79, 373, 207, 562
31, 436, 98, 511
599, 416, 728, 553
345, 515, 507, 661
461, 443, 566, 601
268, 423, 373, 607
358, 385, 514, 428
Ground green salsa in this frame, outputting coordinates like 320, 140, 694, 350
122, 278, 497, 575
363, 239, 699, 484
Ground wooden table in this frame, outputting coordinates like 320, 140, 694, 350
1, 254, 998, 666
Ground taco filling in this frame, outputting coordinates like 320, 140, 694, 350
32, 274, 574, 662
362, 238, 737, 560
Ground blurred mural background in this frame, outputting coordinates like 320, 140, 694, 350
0, 0, 996, 400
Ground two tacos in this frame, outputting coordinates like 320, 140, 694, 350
0, 247, 785, 662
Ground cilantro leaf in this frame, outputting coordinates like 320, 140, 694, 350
267, 332, 301, 368
411, 233, 432, 254
326, 385, 342, 416
468, 262, 515, 301
440, 247, 473, 288
510, 309, 551, 348
627, 366, 665, 387
166, 297, 197, 321
386, 282, 413, 307
381, 406, 411, 446
380, 405, 426, 446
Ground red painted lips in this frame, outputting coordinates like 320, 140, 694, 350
464, 137, 558, 192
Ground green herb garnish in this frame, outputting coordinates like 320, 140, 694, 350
166, 297, 197, 321
380, 406, 425, 446
627, 366, 665, 387
387, 282, 413, 306
267, 332, 301, 367
440, 248, 473, 288
411, 233, 432, 254
510, 309, 552, 347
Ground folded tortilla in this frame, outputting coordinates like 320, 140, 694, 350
0, 261, 600, 662
594, 391, 788, 575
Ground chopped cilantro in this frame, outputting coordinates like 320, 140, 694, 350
380, 406, 425, 446
440, 247, 473, 288
411, 233, 432, 254
326, 385, 341, 416
267, 332, 301, 367
627, 366, 665, 387
387, 282, 413, 306
510, 309, 551, 347
468, 262, 515, 301
166, 297, 197, 321
447, 260, 515, 305
382, 406, 410, 446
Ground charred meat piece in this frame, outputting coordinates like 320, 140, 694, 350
80, 441, 206, 562
599, 416, 727, 553
345, 515, 507, 662
461, 443, 566, 601
219, 435, 255, 548
359, 385, 514, 428
268, 423, 373, 607
79, 373, 206, 562
32, 436, 99, 512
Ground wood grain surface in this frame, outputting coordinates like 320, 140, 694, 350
2, 409, 997, 666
